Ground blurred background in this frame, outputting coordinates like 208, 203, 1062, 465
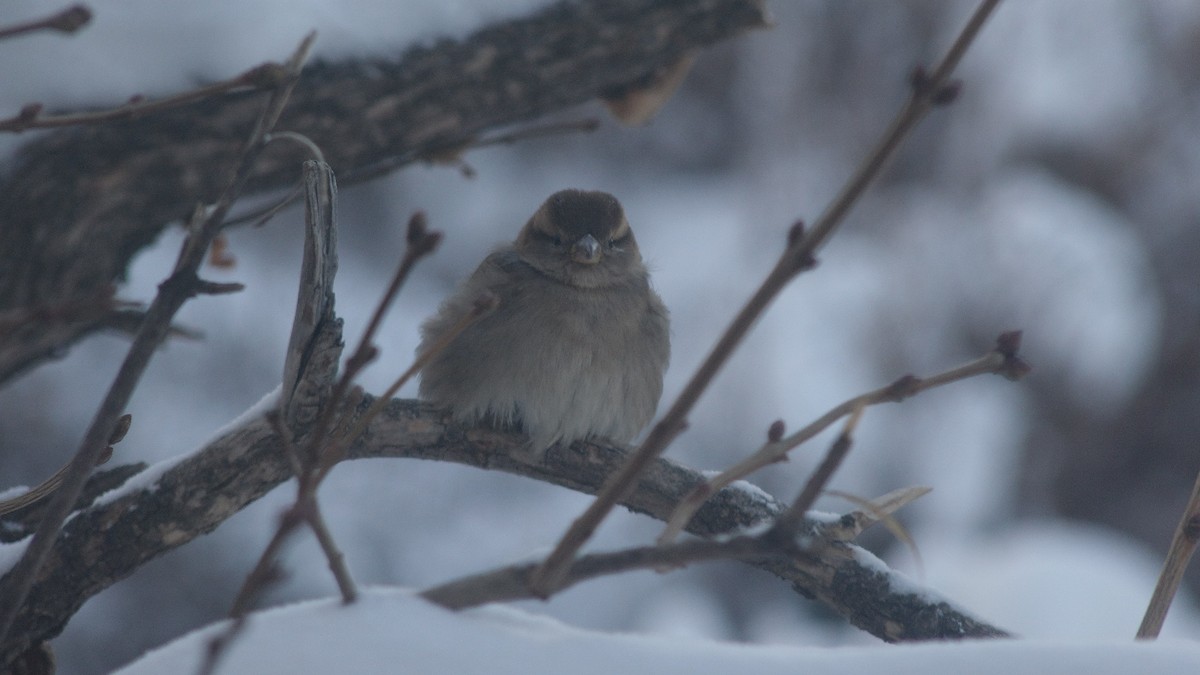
3, 1, 1200, 672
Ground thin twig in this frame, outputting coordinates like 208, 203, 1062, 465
423, 534, 771, 610
199, 413, 308, 675
0, 414, 128, 516
528, 0, 1005, 596
0, 31, 315, 650
1137, 463, 1200, 639
301, 212, 442, 477
0, 5, 91, 41
0, 286, 123, 337
207, 170, 448, 670
421, 487, 943, 613
347, 213, 441, 380
201, 161, 351, 675
272, 400, 358, 606
803, 0, 1001, 253
242, 414, 358, 608
265, 131, 326, 164
319, 291, 498, 484
0, 56, 291, 133
659, 333, 1030, 543
222, 118, 601, 229
469, 118, 600, 149
229, 504, 304, 619
301, 497, 357, 602
222, 169, 443, 645
825, 488, 928, 577
768, 406, 865, 544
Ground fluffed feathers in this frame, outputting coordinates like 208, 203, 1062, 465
418, 189, 670, 451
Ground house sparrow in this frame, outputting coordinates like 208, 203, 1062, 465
418, 189, 670, 453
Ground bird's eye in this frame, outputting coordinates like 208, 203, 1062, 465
608, 234, 630, 249
532, 230, 563, 247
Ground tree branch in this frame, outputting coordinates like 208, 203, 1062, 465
0, 4, 91, 42
529, 0, 1004, 595
0, 395, 1008, 664
660, 332, 1031, 543
0, 0, 768, 385
1138, 461, 1200, 639
0, 30, 316, 657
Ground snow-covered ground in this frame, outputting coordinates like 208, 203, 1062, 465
114, 587, 1200, 675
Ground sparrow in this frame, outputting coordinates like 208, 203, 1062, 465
418, 189, 670, 453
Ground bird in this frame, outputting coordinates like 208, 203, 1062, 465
417, 189, 670, 455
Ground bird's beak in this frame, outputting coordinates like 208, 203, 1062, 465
570, 234, 602, 264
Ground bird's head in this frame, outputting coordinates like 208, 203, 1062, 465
516, 189, 645, 289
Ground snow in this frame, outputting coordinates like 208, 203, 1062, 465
209, 387, 282, 440
728, 478, 776, 505
84, 387, 281, 511
1, 1, 1197, 673
0, 485, 32, 503
0, 539, 29, 577
917, 521, 1200, 641
113, 587, 1200, 675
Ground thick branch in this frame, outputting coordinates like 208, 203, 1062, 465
0, 396, 1006, 664
0, 0, 768, 385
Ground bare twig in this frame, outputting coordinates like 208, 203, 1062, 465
210, 166, 452, 673
659, 332, 1030, 543
0, 4, 91, 41
422, 487, 940, 613
265, 131, 326, 163
348, 213, 441, 379
222, 118, 601, 230
802, 0, 1000, 252
827, 486, 932, 536
204, 502, 299, 675
230, 162, 350, 611
768, 406, 866, 544
322, 290, 499, 483
303, 498, 357, 601
470, 118, 600, 149
0, 285, 123, 336
0, 30, 315, 653
0, 56, 292, 133
529, 0, 1005, 595
265, 162, 358, 605
228, 485, 306, 616
301, 211, 443, 479
223, 165, 446, 644
826, 487, 929, 577
201, 161, 347, 675
226, 414, 357, 617
1137, 463, 1200, 639
0, 414, 128, 516
424, 534, 772, 610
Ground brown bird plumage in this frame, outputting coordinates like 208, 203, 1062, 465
418, 189, 670, 452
